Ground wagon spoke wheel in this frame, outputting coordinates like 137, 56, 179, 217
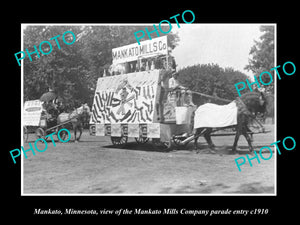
151, 138, 173, 151
89, 124, 96, 135
23, 126, 29, 143
135, 137, 149, 144
111, 136, 128, 148
35, 127, 45, 140
172, 136, 188, 150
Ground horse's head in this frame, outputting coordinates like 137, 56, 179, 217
258, 91, 267, 112
240, 91, 267, 114
80, 103, 91, 122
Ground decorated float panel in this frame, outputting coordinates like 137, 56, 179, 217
89, 36, 195, 144
90, 69, 163, 139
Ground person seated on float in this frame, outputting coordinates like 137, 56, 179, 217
140, 61, 146, 71
168, 71, 188, 105
168, 71, 182, 90
42, 101, 58, 127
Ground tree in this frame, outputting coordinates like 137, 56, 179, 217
23, 26, 89, 106
244, 26, 275, 93
23, 25, 179, 107
178, 64, 248, 104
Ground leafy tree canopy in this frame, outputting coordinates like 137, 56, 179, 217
23, 25, 179, 107
244, 26, 275, 93
178, 63, 248, 104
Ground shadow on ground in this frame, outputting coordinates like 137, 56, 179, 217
103, 141, 274, 156
159, 182, 274, 194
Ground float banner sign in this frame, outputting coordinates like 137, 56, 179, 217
23, 100, 43, 126
112, 36, 168, 64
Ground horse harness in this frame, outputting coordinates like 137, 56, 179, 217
234, 97, 253, 117
235, 97, 265, 132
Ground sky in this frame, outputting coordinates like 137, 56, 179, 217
171, 24, 264, 77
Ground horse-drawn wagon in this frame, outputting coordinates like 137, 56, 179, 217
89, 36, 269, 152
89, 36, 197, 149
23, 99, 89, 142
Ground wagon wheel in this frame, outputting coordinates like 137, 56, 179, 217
111, 136, 128, 148
23, 126, 29, 143
89, 124, 96, 135
35, 127, 46, 140
135, 137, 149, 144
151, 138, 173, 151
172, 136, 188, 149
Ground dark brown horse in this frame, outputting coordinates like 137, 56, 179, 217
193, 92, 267, 153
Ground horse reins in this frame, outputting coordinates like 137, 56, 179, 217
235, 97, 265, 132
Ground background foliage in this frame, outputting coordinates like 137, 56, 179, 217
23, 25, 274, 108
244, 26, 275, 93
23, 25, 180, 107
177, 64, 248, 104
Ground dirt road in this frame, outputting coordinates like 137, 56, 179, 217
23, 125, 275, 194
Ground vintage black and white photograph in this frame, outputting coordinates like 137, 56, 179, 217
21, 23, 276, 195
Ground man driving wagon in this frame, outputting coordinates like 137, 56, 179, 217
40, 88, 62, 128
